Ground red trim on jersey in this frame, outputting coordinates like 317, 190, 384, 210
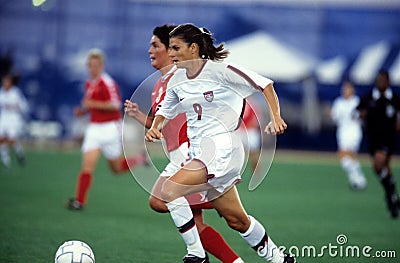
186, 60, 208, 80
235, 99, 246, 130
227, 65, 264, 91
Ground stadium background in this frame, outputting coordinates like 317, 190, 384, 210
1, 0, 400, 151
1, 1, 400, 262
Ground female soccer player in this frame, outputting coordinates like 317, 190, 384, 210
67, 49, 147, 210
0, 73, 28, 168
125, 24, 243, 263
145, 23, 295, 263
331, 81, 367, 190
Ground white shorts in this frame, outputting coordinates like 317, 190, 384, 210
236, 128, 261, 152
160, 142, 190, 177
0, 120, 23, 139
189, 132, 244, 193
81, 121, 122, 160
336, 126, 362, 152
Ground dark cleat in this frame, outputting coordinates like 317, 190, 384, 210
283, 253, 296, 263
66, 198, 83, 211
183, 253, 210, 263
385, 194, 399, 219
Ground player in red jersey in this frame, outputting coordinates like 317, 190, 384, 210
237, 100, 262, 173
125, 25, 243, 263
67, 48, 147, 210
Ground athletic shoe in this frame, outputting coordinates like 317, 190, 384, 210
385, 193, 399, 219
283, 253, 296, 263
182, 253, 209, 263
349, 175, 367, 191
66, 198, 83, 211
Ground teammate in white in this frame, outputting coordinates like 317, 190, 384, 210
0, 73, 28, 168
331, 81, 367, 190
145, 24, 295, 263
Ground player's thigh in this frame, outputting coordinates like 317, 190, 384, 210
210, 186, 249, 231
149, 176, 170, 212
161, 160, 211, 201
81, 149, 102, 172
337, 128, 361, 152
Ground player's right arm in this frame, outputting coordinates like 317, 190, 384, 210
74, 106, 88, 117
145, 115, 165, 142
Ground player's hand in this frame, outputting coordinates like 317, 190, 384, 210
145, 127, 162, 142
124, 100, 140, 118
82, 99, 95, 109
74, 106, 86, 117
265, 117, 287, 135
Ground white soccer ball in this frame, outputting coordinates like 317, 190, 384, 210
55, 240, 95, 263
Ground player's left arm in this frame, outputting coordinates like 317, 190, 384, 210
262, 83, 287, 135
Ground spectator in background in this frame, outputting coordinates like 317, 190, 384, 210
357, 70, 400, 218
331, 81, 367, 190
67, 49, 147, 210
0, 72, 29, 168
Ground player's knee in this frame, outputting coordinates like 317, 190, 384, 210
149, 196, 168, 213
160, 187, 177, 203
225, 215, 249, 232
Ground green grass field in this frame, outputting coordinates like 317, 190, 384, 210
0, 149, 399, 262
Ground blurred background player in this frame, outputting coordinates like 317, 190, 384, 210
0, 72, 29, 168
67, 49, 147, 210
357, 70, 400, 218
125, 24, 243, 263
237, 100, 261, 173
330, 81, 367, 190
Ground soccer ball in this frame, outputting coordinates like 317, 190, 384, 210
55, 240, 95, 263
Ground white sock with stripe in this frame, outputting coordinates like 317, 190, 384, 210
240, 215, 284, 262
166, 197, 205, 258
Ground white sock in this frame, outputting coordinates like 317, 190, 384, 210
340, 156, 354, 179
13, 141, 24, 158
0, 144, 10, 167
166, 197, 205, 258
240, 215, 283, 262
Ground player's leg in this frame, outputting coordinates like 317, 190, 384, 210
149, 176, 169, 213
8, 123, 25, 166
210, 186, 295, 263
161, 160, 212, 261
192, 208, 243, 263
107, 154, 148, 174
337, 129, 366, 190
373, 150, 399, 218
338, 150, 366, 190
0, 137, 11, 168
67, 148, 101, 210
12, 139, 25, 165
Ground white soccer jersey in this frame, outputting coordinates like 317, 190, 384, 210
331, 95, 362, 151
331, 95, 361, 130
0, 86, 28, 138
156, 60, 273, 145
